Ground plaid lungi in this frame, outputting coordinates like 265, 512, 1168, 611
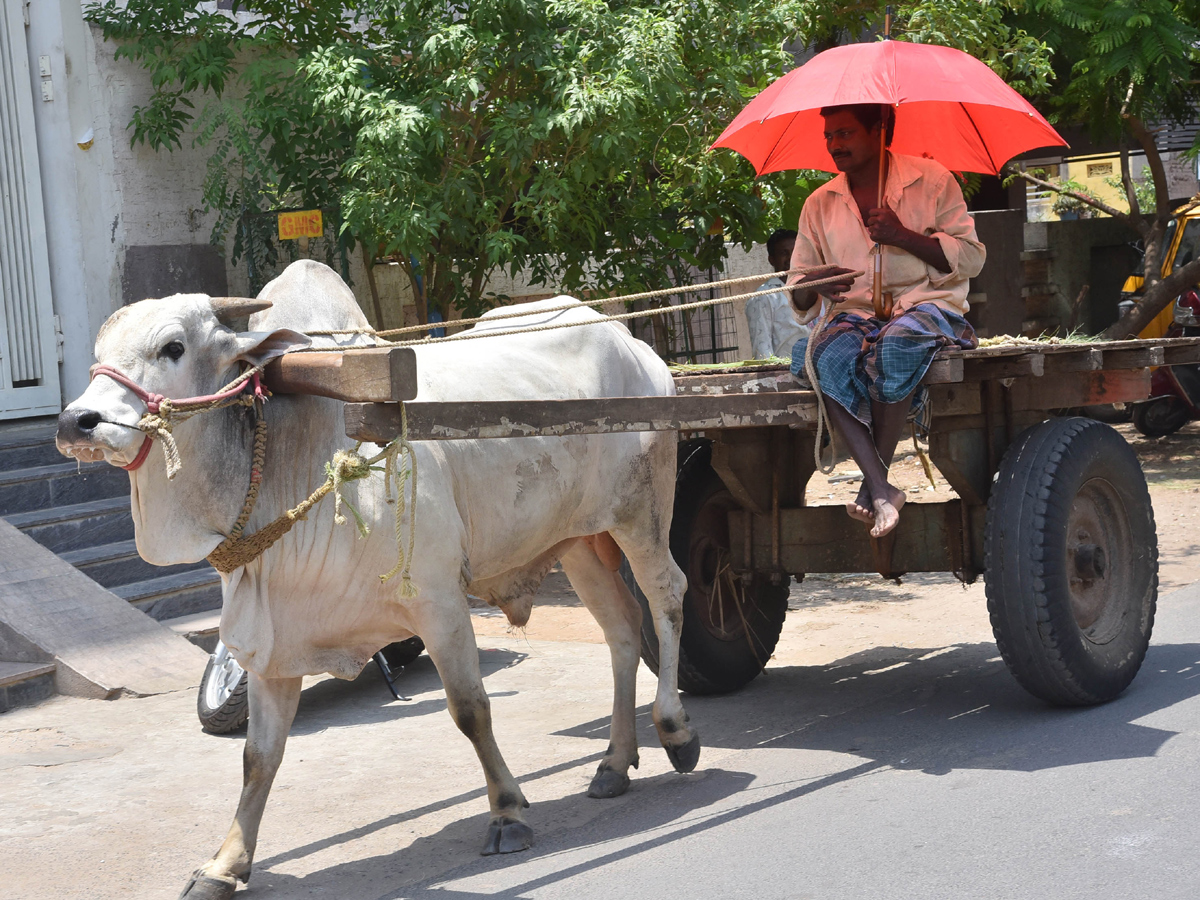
790, 302, 977, 427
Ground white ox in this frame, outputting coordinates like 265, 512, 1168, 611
56, 260, 699, 900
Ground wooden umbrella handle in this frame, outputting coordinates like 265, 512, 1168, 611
872, 118, 894, 319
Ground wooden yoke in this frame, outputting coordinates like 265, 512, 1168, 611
264, 347, 418, 403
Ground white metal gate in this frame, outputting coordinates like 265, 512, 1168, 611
0, 0, 61, 418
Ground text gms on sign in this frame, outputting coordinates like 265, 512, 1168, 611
278, 210, 323, 241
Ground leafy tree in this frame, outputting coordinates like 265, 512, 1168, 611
88, 0, 1064, 329
87, 0, 840, 324
1003, 0, 1200, 337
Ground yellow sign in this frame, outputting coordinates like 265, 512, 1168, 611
277, 209, 323, 241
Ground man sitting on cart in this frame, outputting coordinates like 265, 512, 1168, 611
787, 103, 986, 539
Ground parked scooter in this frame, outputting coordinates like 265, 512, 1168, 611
1131, 288, 1200, 437
197, 636, 426, 734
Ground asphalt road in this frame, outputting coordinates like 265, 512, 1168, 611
407, 586, 1200, 900
5, 583, 1200, 900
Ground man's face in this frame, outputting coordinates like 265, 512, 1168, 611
823, 110, 880, 175
768, 237, 795, 273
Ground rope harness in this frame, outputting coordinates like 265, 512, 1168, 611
89, 364, 417, 592
802, 300, 840, 476
89, 364, 268, 479
301, 265, 859, 347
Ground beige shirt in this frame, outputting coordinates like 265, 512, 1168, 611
789, 153, 985, 321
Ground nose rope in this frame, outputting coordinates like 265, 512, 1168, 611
87, 364, 267, 479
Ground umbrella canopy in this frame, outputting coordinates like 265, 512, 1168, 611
712, 40, 1066, 176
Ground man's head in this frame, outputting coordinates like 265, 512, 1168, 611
766, 229, 797, 273
820, 104, 894, 176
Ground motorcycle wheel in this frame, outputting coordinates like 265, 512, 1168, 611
1131, 396, 1190, 437
197, 640, 249, 734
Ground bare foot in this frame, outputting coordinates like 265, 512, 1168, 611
870, 484, 907, 538
845, 484, 874, 524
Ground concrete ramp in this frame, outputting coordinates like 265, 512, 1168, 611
0, 519, 209, 699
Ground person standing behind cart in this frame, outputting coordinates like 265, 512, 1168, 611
786, 103, 985, 539
745, 229, 809, 360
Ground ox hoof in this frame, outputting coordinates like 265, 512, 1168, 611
178, 870, 239, 900
587, 765, 631, 799
665, 731, 701, 774
481, 816, 534, 856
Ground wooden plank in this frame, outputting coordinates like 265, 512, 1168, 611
729, 501, 972, 575
672, 369, 800, 396
921, 356, 964, 384
346, 391, 820, 442
1161, 339, 1200, 365
962, 353, 1044, 381
1102, 346, 1165, 369
672, 356, 964, 393
1043, 348, 1103, 373
264, 347, 418, 403
929, 367, 1151, 420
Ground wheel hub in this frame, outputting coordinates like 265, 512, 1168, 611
1066, 479, 1133, 639
1073, 542, 1107, 581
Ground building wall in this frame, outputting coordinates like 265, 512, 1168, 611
1022, 217, 1141, 335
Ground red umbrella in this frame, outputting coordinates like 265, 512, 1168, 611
712, 40, 1066, 177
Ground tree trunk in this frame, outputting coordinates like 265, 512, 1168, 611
361, 244, 386, 329
1103, 255, 1200, 338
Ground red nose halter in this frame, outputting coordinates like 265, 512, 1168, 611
87, 364, 267, 473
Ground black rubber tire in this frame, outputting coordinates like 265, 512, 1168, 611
624, 441, 789, 695
1131, 395, 1190, 437
378, 636, 425, 669
197, 643, 249, 734
985, 417, 1157, 706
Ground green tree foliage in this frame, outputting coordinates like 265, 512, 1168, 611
1005, 1, 1200, 337
87, 0, 838, 322
85, 0, 1061, 325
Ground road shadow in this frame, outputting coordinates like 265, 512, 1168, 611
243, 640, 1200, 900
786, 571, 959, 610
252, 765, 763, 900
559, 640, 1200, 776
284, 647, 525, 737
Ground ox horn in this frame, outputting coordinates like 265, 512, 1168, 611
209, 296, 273, 325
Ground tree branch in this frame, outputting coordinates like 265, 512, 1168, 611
1103, 254, 1200, 339
1119, 140, 1141, 221
1127, 116, 1171, 221
1013, 170, 1137, 230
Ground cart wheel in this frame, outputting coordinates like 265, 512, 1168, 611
985, 417, 1157, 706
1131, 395, 1190, 437
197, 640, 249, 734
624, 442, 789, 695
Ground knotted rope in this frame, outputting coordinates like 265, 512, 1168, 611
206, 411, 419, 599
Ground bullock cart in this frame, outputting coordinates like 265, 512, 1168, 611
266, 335, 1200, 708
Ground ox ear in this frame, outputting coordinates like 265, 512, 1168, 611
232, 328, 312, 368
211, 297, 273, 326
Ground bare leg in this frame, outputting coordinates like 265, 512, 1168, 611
412, 594, 532, 855
560, 540, 642, 798
181, 673, 303, 900
824, 399, 906, 538
870, 393, 915, 471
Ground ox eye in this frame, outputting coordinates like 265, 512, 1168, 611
161, 340, 185, 361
